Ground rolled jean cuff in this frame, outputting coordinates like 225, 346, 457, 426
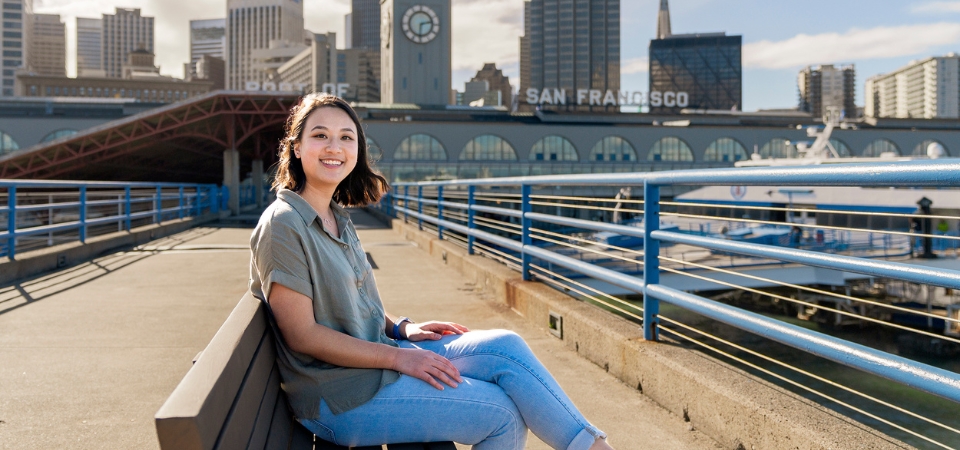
566, 426, 607, 450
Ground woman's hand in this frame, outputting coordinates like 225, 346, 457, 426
403, 321, 470, 342
391, 347, 463, 390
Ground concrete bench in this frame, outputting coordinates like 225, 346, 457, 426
155, 291, 456, 450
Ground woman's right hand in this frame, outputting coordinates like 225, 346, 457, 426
391, 347, 462, 390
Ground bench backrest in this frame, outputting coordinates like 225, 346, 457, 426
155, 291, 313, 450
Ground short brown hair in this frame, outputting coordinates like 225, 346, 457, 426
272, 92, 389, 206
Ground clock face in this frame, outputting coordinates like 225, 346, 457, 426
401, 5, 439, 44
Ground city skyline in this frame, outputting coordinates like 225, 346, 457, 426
29, 0, 960, 111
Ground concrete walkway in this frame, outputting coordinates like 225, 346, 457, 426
0, 211, 720, 450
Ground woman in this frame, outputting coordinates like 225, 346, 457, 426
249, 92, 614, 450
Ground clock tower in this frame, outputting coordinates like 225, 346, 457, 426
380, 0, 451, 106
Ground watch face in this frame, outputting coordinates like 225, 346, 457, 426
401, 5, 439, 44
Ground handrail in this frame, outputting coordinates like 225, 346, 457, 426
379, 159, 960, 446
1, 180, 226, 259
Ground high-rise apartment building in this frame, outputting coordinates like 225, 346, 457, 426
380, 0, 452, 105
798, 64, 856, 119
1, 0, 30, 97
189, 19, 225, 80
226, 0, 304, 90
350, 0, 380, 50
648, 1, 741, 112
76, 17, 102, 77
865, 54, 960, 119
519, 0, 620, 110
102, 8, 154, 78
28, 13, 65, 76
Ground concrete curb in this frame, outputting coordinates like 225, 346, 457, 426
0, 213, 223, 286
385, 216, 911, 450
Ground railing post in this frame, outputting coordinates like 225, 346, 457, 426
643, 181, 660, 341
194, 187, 201, 217
467, 185, 476, 255
79, 186, 87, 243
417, 185, 423, 231
521, 184, 532, 281
178, 186, 185, 220
403, 186, 409, 224
124, 186, 131, 231
209, 185, 219, 214
437, 186, 444, 239
221, 186, 229, 212
155, 186, 163, 224
7, 186, 16, 259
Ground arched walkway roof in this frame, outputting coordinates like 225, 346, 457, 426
0, 91, 300, 183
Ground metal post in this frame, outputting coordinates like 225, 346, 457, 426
403, 186, 409, 223
221, 185, 229, 212
521, 184, 532, 281
209, 185, 219, 214
194, 187, 201, 217
467, 185, 476, 255
178, 186, 185, 220
79, 186, 87, 243
417, 185, 423, 231
7, 186, 16, 259
643, 181, 661, 341
124, 186, 131, 231
155, 186, 163, 224
437, 186, 444, 239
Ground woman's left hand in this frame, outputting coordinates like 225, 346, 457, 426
404, 321, 470, 342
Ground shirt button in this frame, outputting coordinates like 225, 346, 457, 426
353, 266, 360, 274
342, 244, 348, 250
356, 280, 363, 288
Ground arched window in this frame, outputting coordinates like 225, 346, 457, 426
394, 134, 447, 160
863, 139, 900, 157
460, 135, 518, 160
366, 136, 382, 161
827, 139, 852, 157
912, 139, 949, 157
648, 136, 694, 161
704, 138, 748, 162
41, 129, 78, 143
530, 135, 578, 161
759, 138, 795, 159
589, 136, 636, 162
0, 130, 19, 155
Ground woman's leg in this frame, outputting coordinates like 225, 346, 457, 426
407, 330, 606, 450
300, 374, 528, 450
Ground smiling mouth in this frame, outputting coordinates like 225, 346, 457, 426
321, 159, 343, 166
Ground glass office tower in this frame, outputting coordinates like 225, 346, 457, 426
648, 33, 742, 113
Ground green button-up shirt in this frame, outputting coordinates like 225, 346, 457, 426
249, 189, 399, 417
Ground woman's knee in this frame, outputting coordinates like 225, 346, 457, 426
477, 329, 528, 351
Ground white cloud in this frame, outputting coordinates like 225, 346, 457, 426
912, 1, 960, 13
622, 57, 648, 74
451, 0, 523, 89
743, 23, 960, 69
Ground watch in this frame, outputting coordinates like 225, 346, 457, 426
393, 317, 414, 340
401, 5, 439, 44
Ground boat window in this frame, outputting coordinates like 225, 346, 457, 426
863, 139, 899, 157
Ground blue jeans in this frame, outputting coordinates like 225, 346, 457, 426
300, 329, 605, 450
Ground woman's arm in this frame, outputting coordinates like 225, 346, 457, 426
269, 283, 463, 390
384, 313, 471, 341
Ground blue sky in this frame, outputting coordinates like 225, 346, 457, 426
37, 0, 960, 112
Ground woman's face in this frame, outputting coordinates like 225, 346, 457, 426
295, 106, 359, 191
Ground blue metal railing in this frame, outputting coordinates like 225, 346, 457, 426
1, 180, 225, 260
377, 160, 960, 448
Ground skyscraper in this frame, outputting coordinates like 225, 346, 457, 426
519, 0, 620, 110
226, 0, 304, 90
380, 0, 451, 105
866, 55, 960, 119
0, 0, 30, 97
76, 17, 103, 77
351, 0, 381, 50
189, 18, 225, 81
28, 14, 65, 76
102, 8, 154, 78
648, 1, 741, 113
798, 64, 855, 119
